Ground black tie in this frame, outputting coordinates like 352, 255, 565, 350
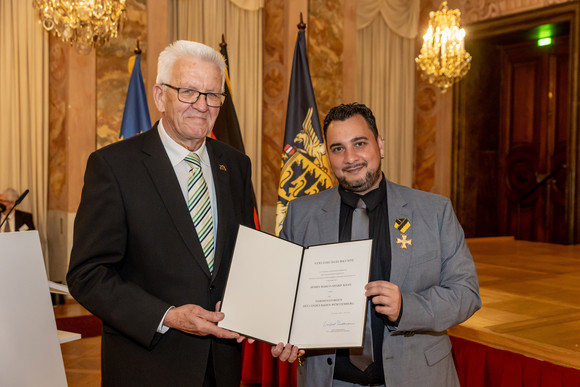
349, 199, 373, 371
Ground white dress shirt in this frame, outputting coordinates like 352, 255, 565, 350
156, 119, 220, 333
0, 213, 15, 233
157, 119, 219, 237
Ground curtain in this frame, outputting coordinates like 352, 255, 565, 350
170, 0, 263, 210
356, 0, 419, 186
451, 336, 580, 386
0, 2, 49, 268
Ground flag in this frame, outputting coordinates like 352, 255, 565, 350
274, 28, 334, 236
242, 26, 334, 387
210, 39, 260, 229
212, 39, 271, 387
119, 54, 151, 139
211, 43, 246, 153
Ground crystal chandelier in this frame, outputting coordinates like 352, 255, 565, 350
415, 1, 472, 92
32, 0, 127, 55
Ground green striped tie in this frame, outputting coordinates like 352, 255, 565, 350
184, 152, 214, 273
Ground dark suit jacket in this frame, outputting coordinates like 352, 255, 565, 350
15, 210, 35, 231
67, 123, 255, 386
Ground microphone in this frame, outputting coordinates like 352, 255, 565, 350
15, 189, 29, 206
0, 189, 30, 230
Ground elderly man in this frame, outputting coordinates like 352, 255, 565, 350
67, 41, 255, 387
274, 103, 481, 387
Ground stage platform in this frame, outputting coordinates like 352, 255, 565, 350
449, 236, 580, 370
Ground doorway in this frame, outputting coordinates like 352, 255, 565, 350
499, 35, 569, 243
453, 3, 580, 244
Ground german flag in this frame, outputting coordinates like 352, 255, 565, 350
211, 36, 260, 229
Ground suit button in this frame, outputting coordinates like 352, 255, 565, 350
327, 357, 332, 365
209, 285, 215, 292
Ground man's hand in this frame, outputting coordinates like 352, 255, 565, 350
365, 280, 402, 322
163, 302, 240, 339
271, 343, 304, 363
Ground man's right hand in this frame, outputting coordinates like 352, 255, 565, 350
163, 304, 240, 339
271, 343, 304, 363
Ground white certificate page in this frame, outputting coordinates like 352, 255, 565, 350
218, 226, 304, 345
289, 239, 372, 349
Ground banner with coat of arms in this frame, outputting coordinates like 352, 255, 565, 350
275, 28, 334, 236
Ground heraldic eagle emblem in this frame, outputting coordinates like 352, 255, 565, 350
275, 107, 334, 234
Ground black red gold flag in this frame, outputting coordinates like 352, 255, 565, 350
210, 37, 260, 229
211, 39, 246, 154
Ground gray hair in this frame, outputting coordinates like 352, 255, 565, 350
1, 188, 19, 202
156, 40, 225, 91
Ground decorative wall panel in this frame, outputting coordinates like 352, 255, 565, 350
96, 0, 148, 149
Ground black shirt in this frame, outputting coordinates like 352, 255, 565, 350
333, 176, 396, 385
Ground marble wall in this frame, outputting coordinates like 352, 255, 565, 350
261, 0, 346, 218
48, 0, 149, 211
261, 0, 287, 213
308, 1, 344, 122
96, 0, 149, 149
48, 37, 68, 209
46, 0, 148, 281
47, 0, 575, 235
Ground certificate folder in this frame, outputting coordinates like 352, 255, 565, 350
218, 225, 372, 349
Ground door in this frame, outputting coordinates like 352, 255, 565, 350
498, 37, 569, 243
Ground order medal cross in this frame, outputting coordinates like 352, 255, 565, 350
396, 234, 412, 249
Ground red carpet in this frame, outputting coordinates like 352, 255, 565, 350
55, 315, 102, 338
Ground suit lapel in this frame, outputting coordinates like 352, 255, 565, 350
141, 125, 212, 278
318, 188, 341, 244
205, 139, 232, 279
387, 181, 413, 286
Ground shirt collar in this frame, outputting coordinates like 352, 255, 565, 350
158, 119, 210, 167
338, 174, 386, 211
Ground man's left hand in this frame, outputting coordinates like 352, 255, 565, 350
365, 280, 401, 322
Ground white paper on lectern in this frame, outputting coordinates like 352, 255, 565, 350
218, 225, 372, 349
49, 281, 70, 295
0, 231, 68, 387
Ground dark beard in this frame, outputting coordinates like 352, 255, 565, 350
337, 166, 382, 193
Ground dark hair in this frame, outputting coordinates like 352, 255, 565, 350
322, 103, 378, 139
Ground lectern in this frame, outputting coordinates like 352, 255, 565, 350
0, 231, 68, 387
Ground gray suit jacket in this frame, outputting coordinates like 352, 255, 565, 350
280, 180, 481, 387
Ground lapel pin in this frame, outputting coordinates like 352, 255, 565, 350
219, 164, 227, 171
396, 234, 412, 249
394, 217, 411, 233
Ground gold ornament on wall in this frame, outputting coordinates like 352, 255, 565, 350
32, 0, 127, 55
415, 1, 472, 92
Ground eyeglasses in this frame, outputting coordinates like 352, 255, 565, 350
162, 84, 226, 107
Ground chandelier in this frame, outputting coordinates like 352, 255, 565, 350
32, 0, 127, 55
415, 1, 472, 92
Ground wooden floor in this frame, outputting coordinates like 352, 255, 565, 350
56, 236, 580, 386
448, 236, 580, 370
55, 301, 101, 386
